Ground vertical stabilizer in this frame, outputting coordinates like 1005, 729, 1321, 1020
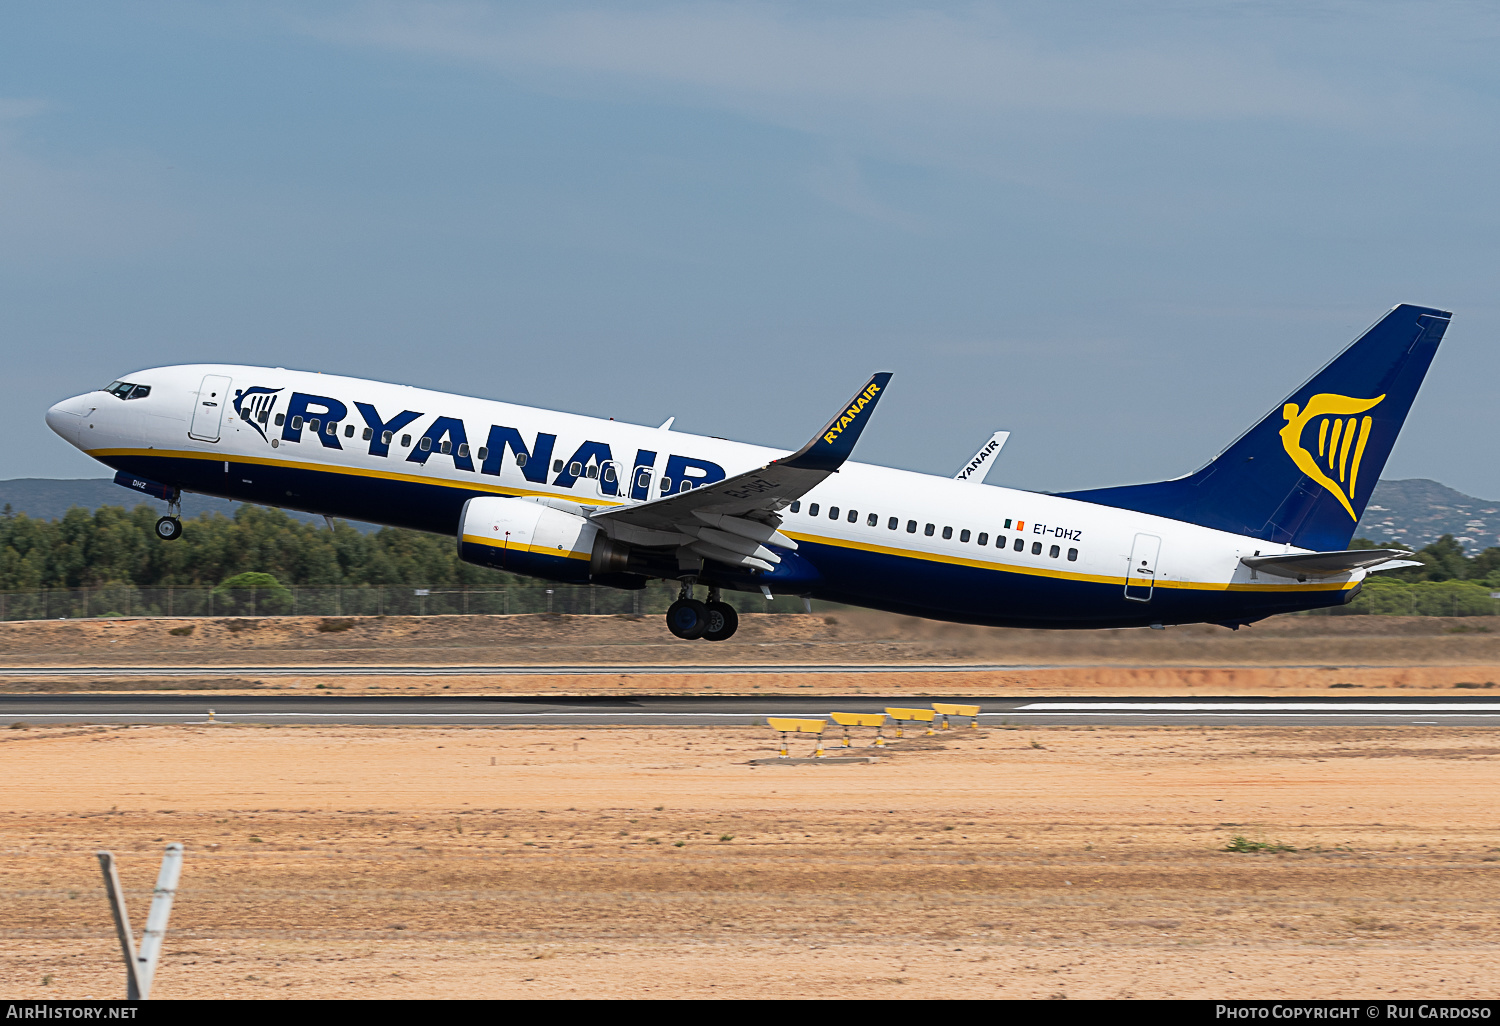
1059, 304, 1451, 551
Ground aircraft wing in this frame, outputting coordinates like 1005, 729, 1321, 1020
590, 372, 892, 570
1240, 548, 1420, 580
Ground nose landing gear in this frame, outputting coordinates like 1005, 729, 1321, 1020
154, 489, 184, 541
665, 584, 739, 641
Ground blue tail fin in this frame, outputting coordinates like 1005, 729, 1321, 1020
1059, 304, 1451, 551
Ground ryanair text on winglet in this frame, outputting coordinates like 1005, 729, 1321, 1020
823, 382, 881, 445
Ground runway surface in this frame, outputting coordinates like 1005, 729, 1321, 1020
4, 695, 1500, 727
0, 663, 1058, 676
0, 661, 1443, 677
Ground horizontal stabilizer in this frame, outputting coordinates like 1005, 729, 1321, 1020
1241, 548, 1418, 580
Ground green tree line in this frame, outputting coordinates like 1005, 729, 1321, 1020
3, 503, 1498, 617
0, 502, 510, 590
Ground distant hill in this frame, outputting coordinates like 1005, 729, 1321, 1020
1358, 479, 1500, 552
0, 478, 379, 533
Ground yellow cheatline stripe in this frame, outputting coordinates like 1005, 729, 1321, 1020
103, 448, 1356, 596
782, 530, 1355, 594
89, 447, 628, 508
459, 532, 591, 562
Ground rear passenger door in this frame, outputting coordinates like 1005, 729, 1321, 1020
1124, 533, 1160, 602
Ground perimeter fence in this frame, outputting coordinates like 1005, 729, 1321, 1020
0, 584, 814, 621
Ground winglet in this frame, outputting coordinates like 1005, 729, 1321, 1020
777, 372, 893, 472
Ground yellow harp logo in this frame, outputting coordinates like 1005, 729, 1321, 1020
1278, 393, 1385, 520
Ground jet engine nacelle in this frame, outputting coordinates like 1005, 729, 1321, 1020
458, 496, 629, 584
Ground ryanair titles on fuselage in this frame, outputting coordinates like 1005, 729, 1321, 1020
230, 383, 726, 501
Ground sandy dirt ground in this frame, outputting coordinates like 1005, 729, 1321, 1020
3, 721, 1500, 999
2, 612, 1499, 696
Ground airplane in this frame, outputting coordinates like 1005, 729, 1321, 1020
44, 303, 1447, 641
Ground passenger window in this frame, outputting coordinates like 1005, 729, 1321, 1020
458, 443, 469, 458
363, 427, 372, 440
344, 424, 354, 438
942, 526, 953, 540
440, 440, 452, 455
381, 430, 392, 445
887, 517, 898, 530
569, 461, 582, 476
829, 506, 840, 519
1031, 541, 1042, 555
1013, 538, 1024, 552
848, 510, 858, 523
275, 413, 285, 426
586, 464, 598, 479
679, 479, 692, 493
960, 529, 970, 543
809, 503, 820, 517
660, 477, 672, 492
476, 446, 487, 460
924, 524, 935, 537
291, 416, 303, 430
326, 421, 337, 435
906, 520, 917, 533
515, 453, 526, 467
553, 459, 564, 473
790, 501, 801, 513
308, 418, 320, 434
867, 513, 877, 527
420, 437, 432, 452
1049, 544, 1060, 558
994, 535, 1004, 548
602, 465, 615, 483
1068, 548, 1079, 562
401, 434, 411, 447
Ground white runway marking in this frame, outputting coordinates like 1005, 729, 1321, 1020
1017, 702, 1500, 712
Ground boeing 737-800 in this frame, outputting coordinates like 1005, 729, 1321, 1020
45, 304, 1447, 641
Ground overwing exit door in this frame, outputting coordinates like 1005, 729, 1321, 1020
189, 374, 232, 443
1124, 533, 1161, 602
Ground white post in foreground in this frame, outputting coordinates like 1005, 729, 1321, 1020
95, 844, 184, 1000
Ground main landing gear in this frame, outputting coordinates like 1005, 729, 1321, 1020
155, 491, 183, 542
666, 584, 739, 641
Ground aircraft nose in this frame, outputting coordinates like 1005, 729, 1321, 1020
46, 395, 92, 445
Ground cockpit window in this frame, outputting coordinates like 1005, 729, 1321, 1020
105, 381, 150, 400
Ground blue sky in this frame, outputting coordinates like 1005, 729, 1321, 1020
3, 2, 1498, 497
